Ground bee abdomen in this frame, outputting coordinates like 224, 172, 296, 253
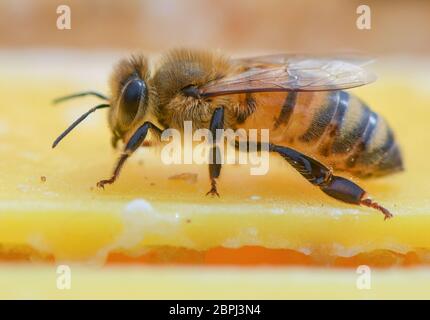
343, 109, 403, 177
300, 91, 403, 177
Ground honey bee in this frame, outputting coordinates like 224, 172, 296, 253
53, 49, 403, 219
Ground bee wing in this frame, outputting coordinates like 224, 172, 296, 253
232, 53, 375, 67
199, 55, 376, 97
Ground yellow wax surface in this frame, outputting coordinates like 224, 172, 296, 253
0, 52, 429, 298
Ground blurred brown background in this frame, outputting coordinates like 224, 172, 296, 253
0, 0, 429, 55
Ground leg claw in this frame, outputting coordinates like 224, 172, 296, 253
361, 198, 393, 221
96, 179, 114, 189
384, 211, 394, 221
206, 187, 220, 197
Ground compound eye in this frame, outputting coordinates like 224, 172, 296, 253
119, 78, 147, 126
124, 78, 146, 106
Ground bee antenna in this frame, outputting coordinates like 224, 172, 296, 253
52, 91, 109, 105
52, 104, 110, 149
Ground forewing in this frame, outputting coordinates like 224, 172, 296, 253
232, 53, 375, 67
199, 55, 376, 97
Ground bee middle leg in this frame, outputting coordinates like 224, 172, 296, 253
206, 107, 224, 197
269, 144, 393, 220
96, 121, 163, 189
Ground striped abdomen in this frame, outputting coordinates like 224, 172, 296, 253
232, 91, 403, 178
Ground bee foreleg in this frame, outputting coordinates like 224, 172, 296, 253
206, 107, 224, 197
96, 121, 163, 189
269, 144, 393, 220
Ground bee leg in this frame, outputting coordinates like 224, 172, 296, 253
269, 144, 393, 220
206, 146, 221, 197
206, 107, 224, 197
96, 121, 162, 189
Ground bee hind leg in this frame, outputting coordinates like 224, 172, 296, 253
206, 107, 224, 197
96, 121, 163, 189
269, 144, 393, 220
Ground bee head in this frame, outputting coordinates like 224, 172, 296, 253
109, 54, 152, 143
51, 54, 154, 149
